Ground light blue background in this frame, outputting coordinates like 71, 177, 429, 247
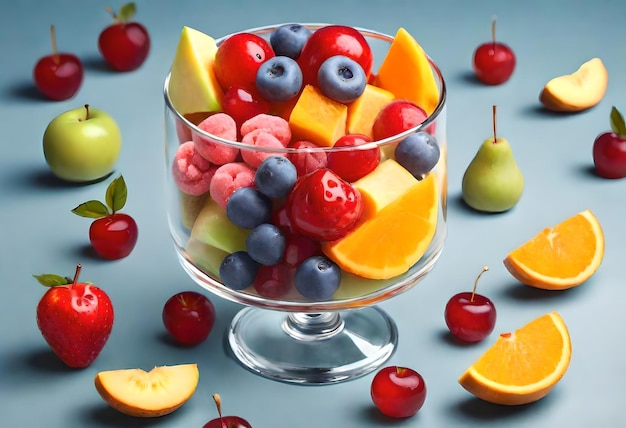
2, 0, 625, 426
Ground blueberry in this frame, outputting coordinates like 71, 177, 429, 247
317, 55, 366, 103
294, 256, 341, 301
256, 56, 303, 102
246, 223, 286, 265
269, 23, 312, 59
219, 251, 260, 290
255, 156, 297, 199
395, 132, 440, 178
226, 187, 272, 229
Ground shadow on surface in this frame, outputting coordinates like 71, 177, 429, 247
80, 403, 188, 427
4, 81, 47, 101
81, 53, 116, 73
518, 104, 583, 119
23, 348, 77, 374
502, 278, 588, 302
353, 405, 425, 425
450, 392, 557, 422
449, 194, 515, 217
455, 70, 485, 87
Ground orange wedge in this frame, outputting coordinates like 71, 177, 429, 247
503, 209, 604, 290
458, 311, 572, 405
322, 163, 438, 279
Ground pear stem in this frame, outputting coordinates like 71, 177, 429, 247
492, 105, 498, 143
470, 266, 489, 302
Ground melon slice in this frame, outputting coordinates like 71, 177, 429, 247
190, 198, 250, 254
375, 28, 440, 115
94, 364, 199, 418
168, 26, 223, 115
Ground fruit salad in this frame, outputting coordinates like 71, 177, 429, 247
164, 23, 447, 305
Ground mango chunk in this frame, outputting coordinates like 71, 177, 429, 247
347, 84, 395, 139
168, 26, 223, 115
375, 28, 439, 115
289, 85, 347, 147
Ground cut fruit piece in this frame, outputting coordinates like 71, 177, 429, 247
539, 58, 608, 112
503, 209, 604, 290
168, 26, 224, 116
94, 364, 199, 417
346, 84, 395, 139
190, 198, 250, 254
289, 84, 347, 147
458, 312, 571, 405
186, 237, 229, 278
375, 28, 440, 115
322, 161, 438, 279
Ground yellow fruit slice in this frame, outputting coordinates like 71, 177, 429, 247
94, 364, 199, 417
346, 84, 395, 139
503, 209, 604, 290
322, 161, 438, 279
458, 312, 572, 405
539, 58, 608, 112
375, 27, 440, 115
168, 26, 223, 115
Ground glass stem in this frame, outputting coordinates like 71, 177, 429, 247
282, 312, 345, 341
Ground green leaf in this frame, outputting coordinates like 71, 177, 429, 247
610, 106, 626, 138
33, 274, 73, 287
118, 2, 137, 22
106, 175, 128, 213
72, 200, 110, 218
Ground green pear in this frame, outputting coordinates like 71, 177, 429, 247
461, 137, 524, 212
168, 26, 223, 115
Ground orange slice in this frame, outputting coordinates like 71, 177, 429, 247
322, 164, 438, 279
503, 209, 604, 290
458, 311, 572, 405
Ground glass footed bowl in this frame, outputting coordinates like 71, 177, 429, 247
163, 23, 447, 385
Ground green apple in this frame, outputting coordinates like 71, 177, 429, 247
168, 26, 223, 116
43, 104, 121, 182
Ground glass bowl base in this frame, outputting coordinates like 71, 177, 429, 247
227, 306, 398, 385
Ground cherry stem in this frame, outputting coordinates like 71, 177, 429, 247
491, 15, 497, 46
213, 394, 226, 428
106, 5, 118, 22
50, 24, 59, 65
492, 105, 497, 143
72, 264, 82, 287
471, 266, 489, 302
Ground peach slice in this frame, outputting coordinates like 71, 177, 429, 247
539, 58, 608, 112
94, 364, 199, 418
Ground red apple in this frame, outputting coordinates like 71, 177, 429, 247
213, 32, 275, 92
371, 366, 427, 418
34, 264, 114, 368
98, 2, 150, 71
593, 106, 626, 178
72, 175, 139, 260
33, 25, 83, 101
372, 100, 430, 141
297, 25, 373, 87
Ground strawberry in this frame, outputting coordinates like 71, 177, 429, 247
286, 168, 363, 241
34, 264, 114, 368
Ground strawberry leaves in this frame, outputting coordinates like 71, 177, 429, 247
72, 175, 128, 219
610, 106, 626, 139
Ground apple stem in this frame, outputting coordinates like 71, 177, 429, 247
492, 105, 497, 144
72, 264, 82, 287
81, 104, 91, 122
50, 24, 60, 65
491, 15, 497, 46
212, 393, 226, 428
471, 266, 489, 302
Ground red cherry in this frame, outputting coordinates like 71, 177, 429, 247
203, 394, 252, 428
327, 134, 380, 182
33, 25, 84, 101
372, 100, 429, 140
89, 213, 139, 260
297, 25, 373, 87
214, 32, 275, 92
286, 168, 363, 241
98, 4, 150, 71
222, 85, 271, 130
444, 266, 496, 343
472, 18, 515, 85
283, 234, 321, 267
593, 106, 626, 179
371, 366, 427, 418
162, 291, 216, 346
253, 264, 294, 298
